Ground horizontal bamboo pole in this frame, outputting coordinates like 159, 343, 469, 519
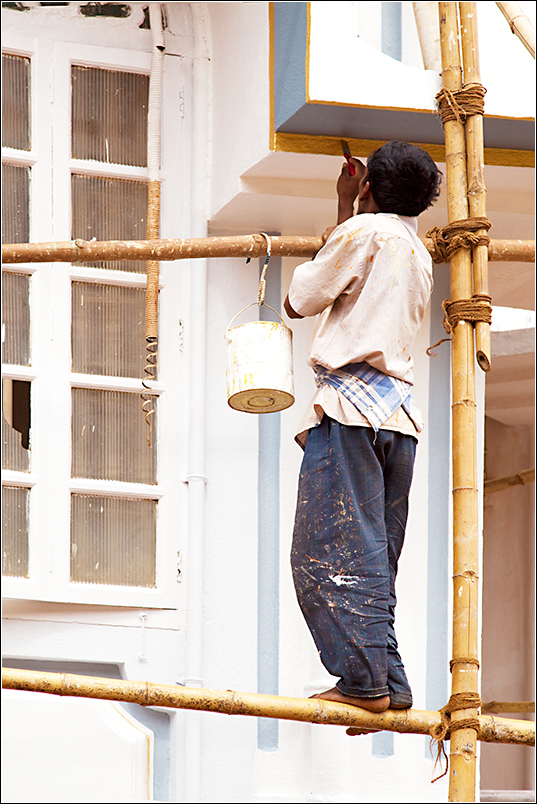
1, 235, 319, 265
484, 468, 535, 495
1, 235, 535, 265
1, 668, 534, 746
482, 701, 535, 714
496, 1, 536, 58
487, 238, 535, 263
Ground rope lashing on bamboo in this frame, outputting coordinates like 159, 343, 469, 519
426, 217, 492, 264
435, 82, 486, 126
425, 217, 493, 355
426, 293, 493, 356
430, 692, 482, 783
256, 233, 272, 306
441, 293, 492, 332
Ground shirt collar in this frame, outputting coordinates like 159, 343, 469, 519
394, 214, 418, 234
374, 212, 418, 234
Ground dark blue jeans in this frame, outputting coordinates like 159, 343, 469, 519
291, 418, 416, 704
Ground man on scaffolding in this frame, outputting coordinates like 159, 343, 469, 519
284, 140, 442, 734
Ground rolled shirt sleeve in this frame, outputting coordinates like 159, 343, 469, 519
288, 223, 371, 317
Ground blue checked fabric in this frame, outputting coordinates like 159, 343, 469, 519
315, 362, 423, 433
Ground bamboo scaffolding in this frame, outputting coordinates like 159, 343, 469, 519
1, 235, 534, 265
496, 1, 536, 58
440, 3, 480, 801
460, 2, 491, 372
1, 668, 534, 747
484, 468, 535, 494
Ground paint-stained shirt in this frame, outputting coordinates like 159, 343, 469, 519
288, 213, 433, 447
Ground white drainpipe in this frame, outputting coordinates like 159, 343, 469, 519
184, 4, 211, 802
148, 4, 165, 181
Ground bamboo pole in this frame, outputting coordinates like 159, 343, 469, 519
482, 700, 535, 714
496, 2, 536, 58
145, 181, 161, 340
485, 238, 535, 263
439, 4, 480, 801
2, 668, 534, 746
1, 235, 534, 265
460, 2, 491, 373
142, 3, 165, 445
484, 468, 535, 495
0, 235, 322, 264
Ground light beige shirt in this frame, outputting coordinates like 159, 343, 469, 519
288, 213, 433, 448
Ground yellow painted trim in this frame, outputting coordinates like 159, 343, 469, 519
305, 2, 311, 103
115, 703, 152, 800
274, 132, 446, 161
269, 2, 275, 151
482, 147, 535, 167
273, 132, 535, 168
307, 96, 438, 115
307, 95, 535, 121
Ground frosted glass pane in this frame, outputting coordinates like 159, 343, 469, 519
71, 282, 148, 378
71, 388, 157, 483
2, 272, 30, 366
2, 164, 30, 244
71, 494, 156, 587
2, 54, 31, 151
71, 173, 147, 273
72, 66, 148, 167
2, 380, 31, 472
2, 486, 29, 578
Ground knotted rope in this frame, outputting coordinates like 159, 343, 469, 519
441, 293, 493, 333
426, 293, 492, 356
256, 232, 272, 306
425, 217, 493, 356
430, 691, 482, 783
435, 82, 486, 126
426, 217, 492, 264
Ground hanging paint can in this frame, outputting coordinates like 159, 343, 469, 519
225, 302, 294, 413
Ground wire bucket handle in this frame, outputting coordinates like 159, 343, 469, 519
226, 302, 287, 332
226, 233, 288, 331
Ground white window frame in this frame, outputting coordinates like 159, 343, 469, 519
2, 33, 187, 608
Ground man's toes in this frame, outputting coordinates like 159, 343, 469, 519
346, 727, 380, 736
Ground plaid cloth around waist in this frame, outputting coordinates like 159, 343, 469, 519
315, 362, 424, 433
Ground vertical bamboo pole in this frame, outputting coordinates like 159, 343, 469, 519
460, 2, 491, 373
146, 181, 161, 345
142, 3, 165, 445
439, 4, 480, 801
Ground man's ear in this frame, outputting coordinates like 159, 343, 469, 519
358, 180, 371, 200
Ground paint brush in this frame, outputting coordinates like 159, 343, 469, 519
340, 140, 356, 176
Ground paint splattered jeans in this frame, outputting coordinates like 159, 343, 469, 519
291, 417, 416, 704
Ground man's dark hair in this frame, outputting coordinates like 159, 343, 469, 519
366, 140, 442, 217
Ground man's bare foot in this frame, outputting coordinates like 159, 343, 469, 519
310, 687, 390, 735
310, 687, 390, 712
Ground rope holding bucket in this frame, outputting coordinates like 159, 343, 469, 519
256, 232, 272, 306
